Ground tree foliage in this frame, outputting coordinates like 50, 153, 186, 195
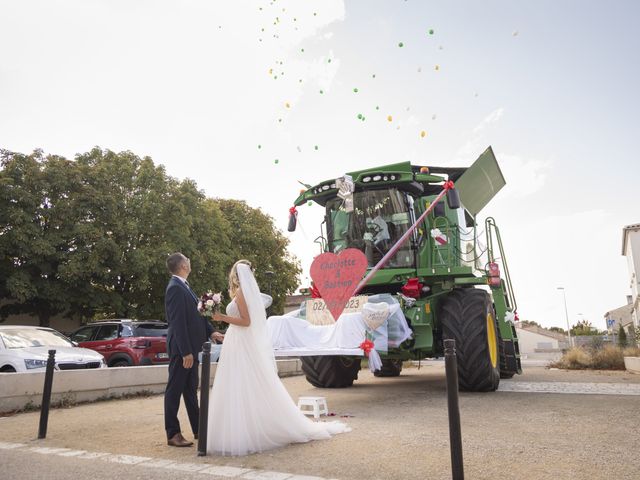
548, 326, 566, 334
212, 198, 300, 314
0, 148, 299, 325
570, 319, 601, 336
617, 324, 628, 348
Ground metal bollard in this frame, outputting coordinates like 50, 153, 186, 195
38, 349, 56, 439
197, 342, 211, 456
444, 339, 464, 480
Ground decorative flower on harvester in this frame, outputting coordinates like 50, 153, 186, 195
359, 339, 375, 356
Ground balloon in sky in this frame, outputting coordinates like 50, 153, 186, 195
398, 42, 404, 47
420, 130, 426, 138
274, 159, 279, 164
428, 29, 434, 35
387, 115, 393, 122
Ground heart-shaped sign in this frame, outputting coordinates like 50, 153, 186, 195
310, 248, 368, 322
362, 302, 389, 330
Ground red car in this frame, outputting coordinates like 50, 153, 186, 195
69, 320, 169, 367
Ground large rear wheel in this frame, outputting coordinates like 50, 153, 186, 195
300, 356, 361, 388
439, 289, 500, 392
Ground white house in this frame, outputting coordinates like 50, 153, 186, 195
515, 323, 567, 360
621, 223, 640, 328
603, 297, 634, 336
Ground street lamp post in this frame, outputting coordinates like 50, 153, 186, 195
557, 287, 573, 348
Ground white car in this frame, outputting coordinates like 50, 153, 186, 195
0, 325, 106, 373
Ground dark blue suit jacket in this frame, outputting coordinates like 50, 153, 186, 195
164, 276, 214, 359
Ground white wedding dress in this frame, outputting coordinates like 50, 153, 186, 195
206, 264, 350, 456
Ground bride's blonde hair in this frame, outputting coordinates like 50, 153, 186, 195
228, 259, 252, 298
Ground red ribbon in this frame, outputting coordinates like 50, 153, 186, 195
289, 206, 298, 216
359, 339, 375, 356
310, 283, 322, 299
444, 180, 455, 190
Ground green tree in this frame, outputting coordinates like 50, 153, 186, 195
571, 319, 601, 336
617, 324, 628, 348
1, 147, 300, 325
548, 326, 566, 334
70, 148, 233, 320
213, 199, 301, 314
0, 149, 91, 326
519, 320, 542, 328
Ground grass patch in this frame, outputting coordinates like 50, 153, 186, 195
550, 345, 640, 370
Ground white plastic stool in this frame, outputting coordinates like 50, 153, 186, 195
297, 396, 328, 419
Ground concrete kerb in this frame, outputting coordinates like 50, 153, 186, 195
0, 358, 302, 413
624, 356, 640, 374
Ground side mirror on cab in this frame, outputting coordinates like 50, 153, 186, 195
446, 188, 461, 209
287, 210, 297, 232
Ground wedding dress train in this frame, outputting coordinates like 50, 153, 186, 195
206, 264, 350, 456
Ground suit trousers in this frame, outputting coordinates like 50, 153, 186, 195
164, 354, 200, 439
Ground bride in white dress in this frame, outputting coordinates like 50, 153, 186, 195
207, 260, 350, 456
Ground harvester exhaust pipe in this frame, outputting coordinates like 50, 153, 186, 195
444, 339, 465, 480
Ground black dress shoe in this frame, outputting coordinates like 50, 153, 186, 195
167, 433, 193, 447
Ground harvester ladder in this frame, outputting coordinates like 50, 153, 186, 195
485, 217, 517, 312
431, 216, 458, 268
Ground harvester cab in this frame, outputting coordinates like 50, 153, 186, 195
289, 147, 521, 392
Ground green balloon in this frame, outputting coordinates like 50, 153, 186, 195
398, 42, 404, 47
308, 201, 313, 206
353, 88, 358, 93
274, 159, 279, 164
320, 89, 324, 94
258, 145, 262, 149
314, 145, 319, 150
429, 29, 434, 35
357, 113, 363, 119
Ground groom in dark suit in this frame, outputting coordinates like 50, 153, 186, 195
164, 252, 223, 447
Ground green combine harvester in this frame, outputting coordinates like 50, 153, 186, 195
288, 146, 521, 392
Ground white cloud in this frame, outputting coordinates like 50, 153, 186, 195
497, 153, 551, 198
473, 107, 504, 133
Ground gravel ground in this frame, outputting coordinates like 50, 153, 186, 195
1, 364, 639, 480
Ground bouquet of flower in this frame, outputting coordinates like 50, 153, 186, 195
198, 291, 222, 317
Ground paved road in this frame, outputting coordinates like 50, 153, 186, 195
0, 443, 325, 480
2, 366, 640, 480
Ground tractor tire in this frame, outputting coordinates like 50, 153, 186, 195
439, 288, 500, 392
300, 356, 361, 388
373, 359, 403, 377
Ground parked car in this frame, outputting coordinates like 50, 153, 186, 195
69, 320, 169, 367
0, 325, 106, 373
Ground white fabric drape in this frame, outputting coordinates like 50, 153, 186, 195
207, 264, 350, 456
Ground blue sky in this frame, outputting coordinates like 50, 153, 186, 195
1, 0, 638, 330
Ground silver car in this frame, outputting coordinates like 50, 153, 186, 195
0, 325, 106, 373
